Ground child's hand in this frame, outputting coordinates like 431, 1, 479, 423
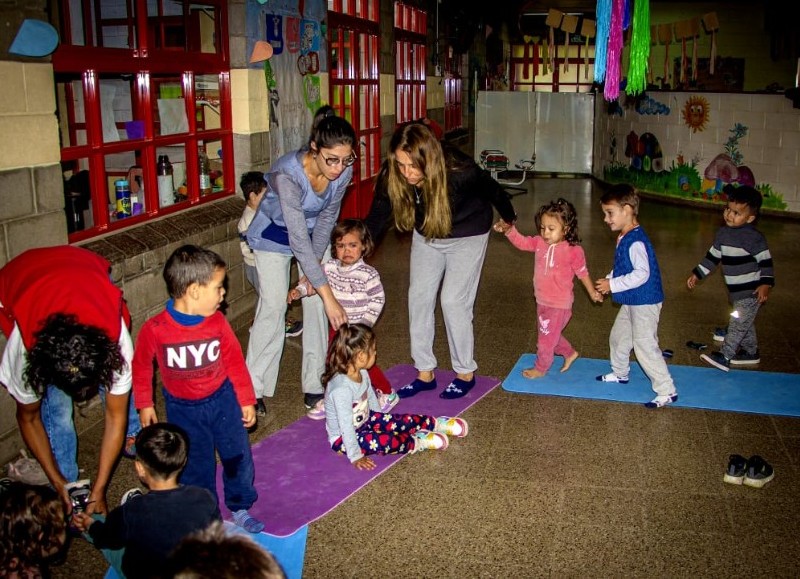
591, 290, 604, 303
595, 278, 611, 295
139, 407, 158, 427
241, 405, 256, 428
287, 288, 301, 303
71, 511, 94, 532
687, 274, 699, 289
492, 219, 512, 234
353, 456, 376, 471
754, 284, 770, 303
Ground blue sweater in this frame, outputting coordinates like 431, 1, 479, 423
612, 226, 664, 306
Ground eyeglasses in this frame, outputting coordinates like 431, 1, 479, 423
318, 150, 357, 167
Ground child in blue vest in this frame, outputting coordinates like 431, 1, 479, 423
594, 184, 678, 408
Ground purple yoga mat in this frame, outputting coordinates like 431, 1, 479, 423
217, 365, 499, 536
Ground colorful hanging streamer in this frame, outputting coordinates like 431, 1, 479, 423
604, 0, 625, 101
626, 0, 650, 95
594, 0, 612, 83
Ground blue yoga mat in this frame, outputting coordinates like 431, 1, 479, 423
104, 522, 307, 579
502, 354, 800, 416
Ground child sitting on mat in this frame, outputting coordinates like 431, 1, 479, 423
494, 198, 603, 378
323, 323, 468, 471
289, 218, 398, 419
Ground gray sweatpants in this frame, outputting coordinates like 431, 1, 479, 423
246, 249, 329, 398
408, 230, 489, 375
609, 303, 676, 397
721, 296, 760, 359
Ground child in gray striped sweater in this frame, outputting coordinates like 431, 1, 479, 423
289, 219, 398, 418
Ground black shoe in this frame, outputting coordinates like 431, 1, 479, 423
730, 350, 761, 366
743, 455, 774, 488
255, 399, 267, 416
303, 393, 324, 409
701, 351, 730, 372
120, 487, 144, 505
723, 454, 747, 485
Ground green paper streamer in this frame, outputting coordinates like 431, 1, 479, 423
626, 0, 650, 96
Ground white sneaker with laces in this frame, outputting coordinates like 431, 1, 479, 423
595, 372, 629, 384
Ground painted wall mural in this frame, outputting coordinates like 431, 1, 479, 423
603, 96, 788, 211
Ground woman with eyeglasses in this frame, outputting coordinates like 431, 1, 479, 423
246, 105, 356, 418
365, 122, 517, 400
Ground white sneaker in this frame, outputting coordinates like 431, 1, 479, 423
595, 372, 629, 384
377, 391, 399, 413
644, 393, 678, 409
306, 399, 326, 420
121, 487, 144, 505
410, 430, 449, 453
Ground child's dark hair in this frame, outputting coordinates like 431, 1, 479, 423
239, 171, 266, 201
164, 245, 226, 299
135, 422, 189, 481
600, 183, 640, 215
321, 324, 376, 386
535, 198, 581, 245
165, 520, 286, 579
331, 218, 375, 259
308, 105, 356, 151
24, 313, 125, 400
724, 184, 762, 215
0, 481, 67, 575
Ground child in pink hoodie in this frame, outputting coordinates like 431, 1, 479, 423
494, 198, 603, 378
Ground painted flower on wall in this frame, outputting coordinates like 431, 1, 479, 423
682, 95, 710, 132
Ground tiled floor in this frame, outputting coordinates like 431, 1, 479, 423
55, 178, 800, 577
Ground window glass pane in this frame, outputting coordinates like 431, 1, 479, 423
192, 5, 219, 54
62, 158, 92, 232
146, 0, 186, 50
99, 77, 138, 143
195, 75, 221, 133
197, 139, 226, 197
153, 76, 188, 136
156, 144, 186, 207
103, 151, 144, 222
56, 75, 86, 149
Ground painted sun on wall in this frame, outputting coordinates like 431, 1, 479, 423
682, 95, 710, 132
603, 123, 787, 211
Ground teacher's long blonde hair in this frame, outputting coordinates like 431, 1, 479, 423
386, 124, 452, 239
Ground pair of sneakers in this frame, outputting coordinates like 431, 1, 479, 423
410, 416, 470, 453
724, 454, 774, 488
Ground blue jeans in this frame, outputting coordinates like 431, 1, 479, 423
163, 380, 257, 512
40, 386, 140, 483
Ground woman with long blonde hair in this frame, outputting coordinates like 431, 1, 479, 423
365, 122, 517, 399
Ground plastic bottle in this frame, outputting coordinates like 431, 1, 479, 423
115, 179, 131, 219
198, 146, 212, 196
157, 155, 174, 207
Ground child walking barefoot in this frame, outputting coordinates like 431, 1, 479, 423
322, 324, 468, 470
494, 198, 602, 379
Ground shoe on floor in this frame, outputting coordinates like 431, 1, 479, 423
65, 479, 91, 513
285, 318, 303, 337
595, 372, 629, 384
723, 454, 748, 485
306, 399, 326, 420
121, 487, 144, 505
434, 416, 468, 437
410, 430, 449, 453
397, 376, 437, 399
643, 393, 678, 409
303, 393, 324, 409
255, 399, 267, 416
439, 376, 476, 399
377, 390, 399, 413
232, 509, 265, 533
730, 350, 760, 365
122, 436, 137, 459
713, 327, 727, 342
701, 351, 730, 372
743, 455, 774, 488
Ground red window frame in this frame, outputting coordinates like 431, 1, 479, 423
444, 47, 463, 132
52, 0, 233, 242
394, 2, 427, 124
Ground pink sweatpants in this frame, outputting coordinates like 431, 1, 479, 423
534, 304, 575, 373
